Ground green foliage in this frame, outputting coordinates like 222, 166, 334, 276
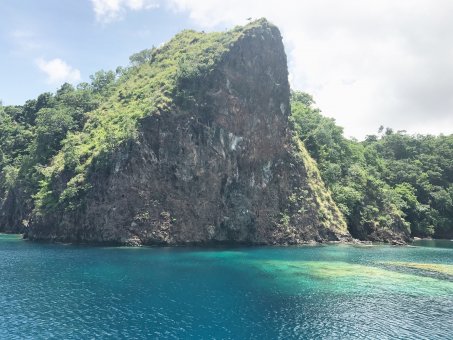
34, 108, 75, 161
129, 48, 156, 66
292, 138, 349, 234
0, 81, 101, 224
90, 70, 116, 95
291, 90, 453, 239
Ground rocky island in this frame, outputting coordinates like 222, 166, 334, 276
2, 19, 449, 245
2, 19, 351, 245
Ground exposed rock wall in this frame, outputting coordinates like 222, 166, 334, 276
27, 21, 350, 245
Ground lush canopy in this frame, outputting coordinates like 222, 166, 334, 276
291, 91, 453, 239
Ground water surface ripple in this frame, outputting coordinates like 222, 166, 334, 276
1, 235, 452, 339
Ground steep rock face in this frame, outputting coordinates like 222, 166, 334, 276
0, 184, 31, 233
28, 20, 350, 245
349, 213, 410, 244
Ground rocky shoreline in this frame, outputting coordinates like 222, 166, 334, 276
0, 231, 414, 247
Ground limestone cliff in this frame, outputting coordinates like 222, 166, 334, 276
25, 19, 350, 245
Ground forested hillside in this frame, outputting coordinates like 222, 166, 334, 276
291, 91, 453, 239
0, 72, 116, 231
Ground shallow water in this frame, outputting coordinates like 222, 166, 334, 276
1, 234, 452, 339
412, 238, 453, 249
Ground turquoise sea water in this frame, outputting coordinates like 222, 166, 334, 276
1, 234, 452, 339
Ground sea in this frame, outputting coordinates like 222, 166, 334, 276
1, 234, 452, 339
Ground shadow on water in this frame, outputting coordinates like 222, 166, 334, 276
412, 239, 453, 249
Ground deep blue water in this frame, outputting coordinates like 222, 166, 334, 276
1, 234, 452, 339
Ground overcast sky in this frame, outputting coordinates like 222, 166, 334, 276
1, 0, 452, 139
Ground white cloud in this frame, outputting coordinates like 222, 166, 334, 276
91, 0, 159, 23
36, 58, 81, 84
164, 0, 453, 139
